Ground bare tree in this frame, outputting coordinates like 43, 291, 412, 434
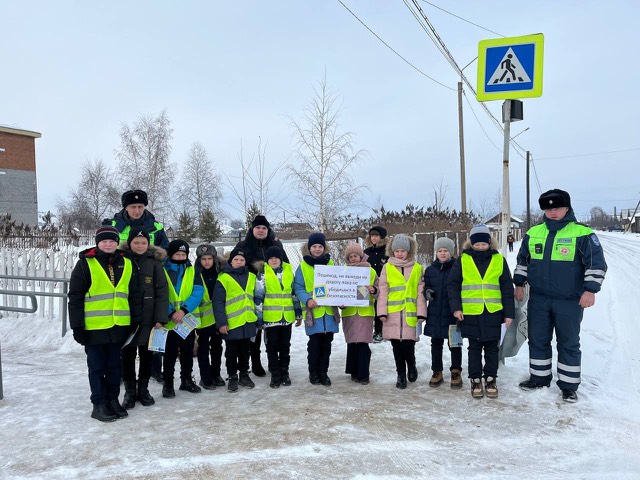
116, 110, 175, 218
179, 141, 223, 221
432, 176, 450, 213
287, 76, 368, 232
471, 188, 501, 222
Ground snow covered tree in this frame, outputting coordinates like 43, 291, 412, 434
179, 141, 223, 221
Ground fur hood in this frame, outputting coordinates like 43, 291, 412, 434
385, 235, 418, 261
462, 236, 500, 251
364, 235, 389, 249
119, 242, 167, 261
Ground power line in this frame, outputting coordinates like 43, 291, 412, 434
535, 147, 640, 161
419, 0, 505, 37
463, 91, 501, 152
336, 0, 455, 91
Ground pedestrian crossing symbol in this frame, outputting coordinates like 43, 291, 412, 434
314, 285, 327, 299
477, 33, 544, 101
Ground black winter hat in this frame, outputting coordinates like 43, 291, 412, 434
265, 245, 284, 261
307, 232, 326, 249
251, 215, 270, 229
369, 226, 387, 239
228, 247, 247, 264
121, 189, 149, 208
95, 226, 120, 245
167, 239, 190, 258
127, 226, 150, 245
196, 244, 216, 258
539, 189, 571, 210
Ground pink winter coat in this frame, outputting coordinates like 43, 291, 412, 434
341, 264, 378, 344
377, 237, 427, 341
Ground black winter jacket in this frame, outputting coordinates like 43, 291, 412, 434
236, 228, 288, 274
212, 264, 257, 341
105, 209, 170, 249
448, 248, 515, 342
364, 240, 389, 276
423, 258, 456, 339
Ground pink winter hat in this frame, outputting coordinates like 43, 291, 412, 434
344, 242, 364, 261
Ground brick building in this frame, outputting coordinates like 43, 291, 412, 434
0, 126, 42, 226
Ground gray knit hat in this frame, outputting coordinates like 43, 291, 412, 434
469, 224, 491, 245
434, 237, 455, 256
391, 234, 411, 252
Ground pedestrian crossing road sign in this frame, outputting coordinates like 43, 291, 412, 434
477, 33, 544, 101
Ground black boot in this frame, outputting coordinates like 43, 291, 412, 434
163, 380, 175, 398
396, 374, 407, 390
122, 381, 137, 410
179, 377, 202, 393
251, 358, 266, 377
239, 372, 255, 389
407, 363, 418, 383
228, 374, 239, 393
213, 375, 226, 387
309, 372, 321, 385
91, 403, 118, 422
137, 379, 155, 406
281, 369, 291, 387
270, 371, 281, 389
107, 399, 128, 418
319, 372, 332, 387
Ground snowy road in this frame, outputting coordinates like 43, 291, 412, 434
0, 232, 638, 479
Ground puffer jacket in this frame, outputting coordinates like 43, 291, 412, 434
423, 257, 456, 339
363, 235, 389, 276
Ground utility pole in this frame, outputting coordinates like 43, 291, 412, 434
458, 81, 467, 215
501, 101, 512, 256
526, 151, 531, 231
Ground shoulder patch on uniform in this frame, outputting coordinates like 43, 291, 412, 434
591, 234, 600, 247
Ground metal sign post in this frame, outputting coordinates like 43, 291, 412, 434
501, 101, 512, 256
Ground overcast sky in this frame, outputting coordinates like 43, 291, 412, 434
2, 1, 638, 222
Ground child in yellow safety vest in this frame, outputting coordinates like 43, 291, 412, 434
194, 244, 225, 390
254, 246, 302, 388
212, 247, 258, 393
377, 234, 427, 390
162, 239, 204, 398
340, 242, 378, 385
447, 224, 515, 399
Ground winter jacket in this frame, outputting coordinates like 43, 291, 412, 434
513, 210, 607, 299
293, 245, 340, 336
341, 263, 378, 344
68, 247, 133, 345
423, 257, 456, 339
377, 236, 427, 341
105, 209, 170, 249
163, 258, 204, 317
212, 264, 258, 341
121, 244, 169, 346
448, 239, 515, 342
235, 227, 289, 275
254, 261, 302, 327
363, 235, 389, 276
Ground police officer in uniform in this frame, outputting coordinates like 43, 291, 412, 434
514, 189, 607, 403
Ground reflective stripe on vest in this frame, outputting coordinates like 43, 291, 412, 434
460, 253, 503, 315
195, 276, 215, 329
164, 266, 195, 330
218, 273, 257, 330
114, 221, 164, 246
342, 267, 377, 318
301, 260, 335, 319
84, 257, 132, 330
385, 263, 423, 327
263, 263, 295, 323
527, 222, 593, 262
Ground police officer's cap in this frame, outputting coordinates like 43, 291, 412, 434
538, 189, 571, 210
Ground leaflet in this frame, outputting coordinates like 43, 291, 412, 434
148, 327, 169, 352
173, 312, 200, 340
448, 324, 463, 348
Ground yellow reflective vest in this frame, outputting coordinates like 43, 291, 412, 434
164, 266, 195, 330
263, 263, 296, 323
342, 267, 377, 318
195, 277, 215, 329
84, 257, 132, 330
113, 221, 164, 246
460, 253, 504, 315
301, 260, 335, 319
218, 273, 257, 330
385, 263, 423, 327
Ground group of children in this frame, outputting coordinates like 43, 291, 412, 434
70, 223, 514, 422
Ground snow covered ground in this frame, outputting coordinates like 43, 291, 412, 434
0, 232, 638, 479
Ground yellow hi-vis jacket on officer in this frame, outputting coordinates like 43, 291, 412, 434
255, 262, 303, 327
212, 264, 258, 340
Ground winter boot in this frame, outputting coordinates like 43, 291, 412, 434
319, 372, 332, 387
137, 379, 155, 406
396, 374, 407, 390
213, 375, 226, 387
561, 389, 578, 403
270, 371, 281, 389
450, 369, 463, 390
179, 376, 202, 393
251, 354, 267, 377
162, 380, 175, 398
471, 378, 484, 399
228, 374, 239, 393
122, 381, 137, 409
519, 378, 550, 391
281, 369, 291, 387
429, 371, 444, 387
199, 379, 216, 390
485, 377, 499, 398
407, 363, 418, 383
239, 372, 255, 389
91, 403, 118, 422
309, 372, 322, 385
107, 399, 128, 419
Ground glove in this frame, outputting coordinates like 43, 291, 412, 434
72, 328, 86, 346
424, 289, 435, 302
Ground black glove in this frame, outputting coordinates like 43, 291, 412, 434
72, 328, 86, 346
424, 289, 435, 301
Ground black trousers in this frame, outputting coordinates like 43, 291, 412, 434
196, 325, 224, 383
85, 342, 123, 405
430, 337, 463, 372
307, 332, 334, 375
373, 300, 382, 335
265, 325, 293, 373
467, 338, 499, 379
250, 329, 263, 365
121, 344, 153, 382
345, 343, 371, 381
391, 339, 416, 377
163, 330, 196, 382
151, 352, 163, 377
225, 338, 251, 376
508, 243, 514, 252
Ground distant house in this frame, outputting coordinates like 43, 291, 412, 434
484, 214, 524, 230
276, 222, 314, 239
0, 126, 42, 226
620, 208, 640, 233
